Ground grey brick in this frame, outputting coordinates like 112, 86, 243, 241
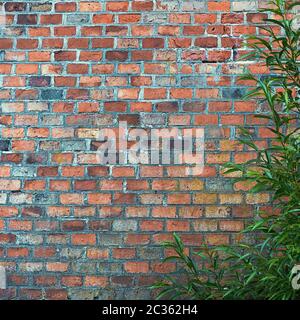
99, 234, 123, 246
141, 113, 166, 126
19, 263, 43, 272
94, 115, 114, 126
4, 28, 25, 37
0, 193, 7, 204
0, 140, 10, 151
62, 140, 87, 151
39, 141, 61, 151
98, 262, 123, 273
41, 89, 63, 100
159, 1, 180, 11
222, 88, 246, 99
143, 13, 168, 23
124, 288, 151, 300
10, 193, 32, 204
112, 220, 137, 232
71, 262, 97, 273
97, 288, 119, 300
181, 76, 204, 87
155, 77, 176, 86
12, 167, 36, 177
0, 266, 6, 289
34, 193, 58, 205
17, 234, 43, 245
138, 247, 163, 259
30, 3, 52, 12
182, 1, 206, 11
60, 248, 84, 260
67, 14, 90, 24
232, 1, 257, 12
40, 115, 63, 126
206, 178, 233, 192
67, 289, 101, 300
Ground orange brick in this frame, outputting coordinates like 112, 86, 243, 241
72, 234, 96, 245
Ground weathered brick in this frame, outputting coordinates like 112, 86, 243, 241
124, 262, 149, 273
0, 180, 21, 191
232, 1, 257, 12
41, 89, 63, 100
0, 140, 10, 151
112, 220, 137, 232
17, 15, 37, 25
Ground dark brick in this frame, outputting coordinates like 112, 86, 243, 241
29, 76, 51, 87
106, 51, 128, 61
17, 15, 37, 25
181, 76, 204, 87
34, 193, 58, 205
62, 220, 86, 231
5, 2, 27, 12
118, 114, 140, 125
54, 51, 76, 61
183, 101, 206, 112
41, 89, 63, 100
222, 88, 246, 99
156, 102, 178, 112
22, 207, 44, 217
25, 153, 48, 164
0, 140, 10, 151
111, 276, 134, 287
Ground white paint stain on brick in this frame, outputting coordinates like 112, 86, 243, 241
0, 3, 6, 29
0, 266, 6, 289
232, 1, 258, 12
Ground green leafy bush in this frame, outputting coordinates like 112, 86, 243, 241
152, 0, 300, 300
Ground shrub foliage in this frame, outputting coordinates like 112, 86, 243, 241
152, 0, 300, 300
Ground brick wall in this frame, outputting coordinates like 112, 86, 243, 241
0, 0, 271, 300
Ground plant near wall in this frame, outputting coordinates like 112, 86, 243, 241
151, 0, 300, 300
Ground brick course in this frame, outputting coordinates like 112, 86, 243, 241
0, 0, 271, 299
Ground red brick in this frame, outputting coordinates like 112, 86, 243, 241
85, 276, 108, 287
124, 262, 149, 273
45, 289, 68, 300
72, 234, 96, 245
7, 247, 29, 258
61, 276, 83, 287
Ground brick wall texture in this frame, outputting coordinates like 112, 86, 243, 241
0, 0, 271, 300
